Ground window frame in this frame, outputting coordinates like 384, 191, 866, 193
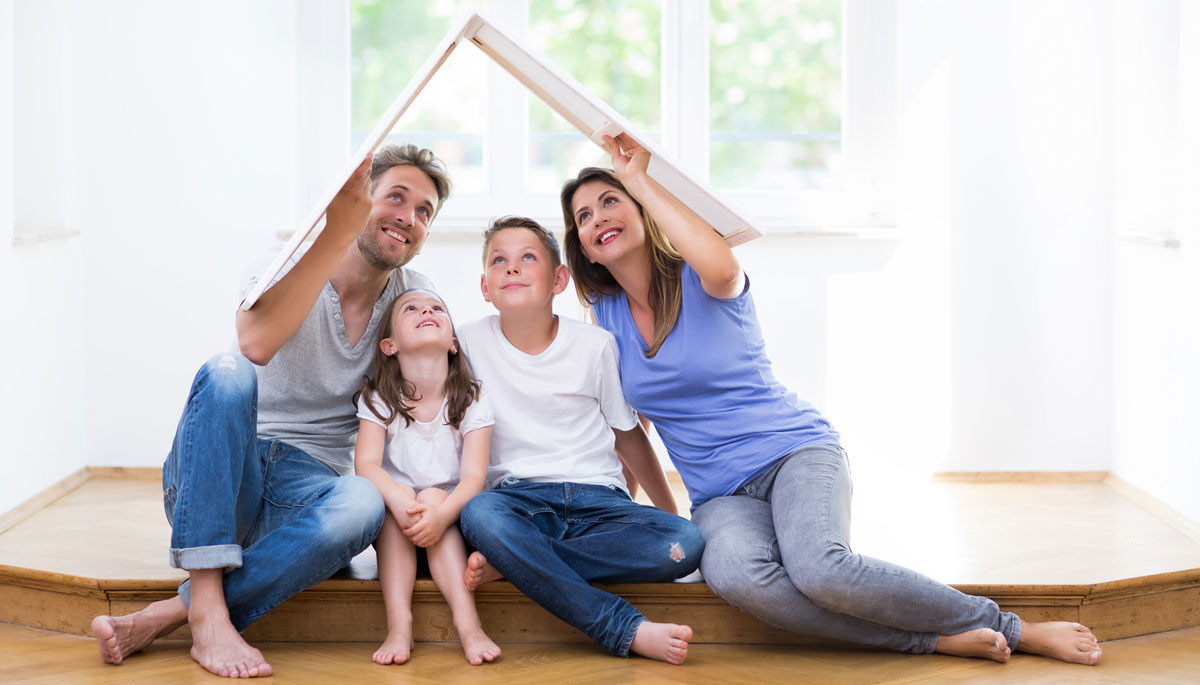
336, 0, 897, 235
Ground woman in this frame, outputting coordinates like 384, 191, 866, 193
558, 134, 1101, 666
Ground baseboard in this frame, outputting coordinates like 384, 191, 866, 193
85, 466, 162, 482
931, 471, 1109, 483
1105, 474, 1200, 545
0, 469, 92, 535
0, 467, 162, 535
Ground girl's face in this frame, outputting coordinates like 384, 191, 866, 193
381, 290, 456, 358
570, 180, 647, 266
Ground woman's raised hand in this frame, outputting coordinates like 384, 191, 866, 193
603, 133, 650, 185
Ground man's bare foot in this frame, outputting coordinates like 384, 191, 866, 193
935, 628, 1011, 663
457, 624, 501, 665
189, 612, 273, 678
630, 621, 692, 665
373, 628, 415, 665
463, 552, 503, 591
91, 597, 188, 665
1017, 621, 1102, 665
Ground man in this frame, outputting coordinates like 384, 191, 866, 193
91, 144, 452, 678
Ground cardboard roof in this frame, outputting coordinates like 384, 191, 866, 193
242, 10, 762, 310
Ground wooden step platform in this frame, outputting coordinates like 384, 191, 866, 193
2, 469, 1199, 646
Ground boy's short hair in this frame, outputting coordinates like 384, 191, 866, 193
481, 216, 562, 269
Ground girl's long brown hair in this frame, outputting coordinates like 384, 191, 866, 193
560, 167, 684, 357
355, 289, 480, 429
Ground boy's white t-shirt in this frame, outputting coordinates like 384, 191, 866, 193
456, 315, 638, 490
356, 390, 494, 490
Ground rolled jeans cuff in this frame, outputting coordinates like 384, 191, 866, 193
616, 616, 646, 657
169, 544, 243, 571
1003, 615, 1023, 650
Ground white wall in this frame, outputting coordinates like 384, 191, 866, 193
4, 1, 1195, 525
1, 1, 342, 515
943, 1, 1114, 471
74, 1, 310, 468
1112, 0, 1200, 524
0, 0, 88, 515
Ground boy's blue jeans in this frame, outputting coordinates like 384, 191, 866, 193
161, 353, 385, 631
460, 479, 704, 656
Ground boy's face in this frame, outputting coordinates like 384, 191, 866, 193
480, 227, 569, 315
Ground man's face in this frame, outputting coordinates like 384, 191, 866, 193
357, 164, 439, 271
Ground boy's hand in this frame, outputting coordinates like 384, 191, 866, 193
402, 502, 450, 547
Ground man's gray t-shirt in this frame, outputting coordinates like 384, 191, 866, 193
241, 245, 434, 475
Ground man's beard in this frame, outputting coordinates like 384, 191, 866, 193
357, 227, 414, 271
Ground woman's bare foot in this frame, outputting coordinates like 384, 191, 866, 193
373, 628, 415, 665
630, 621, 692, 665
91, 597, 188, 665
463, 552, 503, 591
189, 612, 273, 678
457, 623, 501, 665
935, 627, 1010, 663
1017, 621, 1102, 665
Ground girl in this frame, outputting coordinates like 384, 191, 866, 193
354, 288, 501, 666
557, 133, 1102, 667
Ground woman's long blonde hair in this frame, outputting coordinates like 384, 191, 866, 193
560, 167, 683, 357
355, 289, 480, 429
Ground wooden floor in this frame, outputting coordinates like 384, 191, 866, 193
5, 470, 1200, 587
3, 621, 1199, 684
2, 470, 1200, 681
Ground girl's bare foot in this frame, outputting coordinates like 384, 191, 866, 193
91, 597, 187, 665
935, 627, 1010, 663
1017, 621, 1102, 665
189, 613, 272, 678
373, 627, 415, 665
457, 624, 502, 665
463, 552, 503, 591
630, 621, 692, 665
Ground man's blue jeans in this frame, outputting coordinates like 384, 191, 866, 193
161, 353, 385, 631
459, 479, 704, 656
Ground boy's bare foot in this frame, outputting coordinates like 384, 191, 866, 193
373, 628, 415, 665
1017, 621, 1102, 665
464, 552, 503, 591
91, 597, 188, 665
189, 612, 273, 677
457, 623, 502, 665
935, 628, 1011, 663
630, 621, 692, 665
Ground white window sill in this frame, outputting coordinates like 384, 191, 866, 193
1115, 232, 1180, 249
11, 228, 81, 246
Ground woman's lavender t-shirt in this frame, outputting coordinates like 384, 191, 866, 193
592, 264, 839, 508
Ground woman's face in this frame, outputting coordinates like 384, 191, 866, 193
570, 180, 646, 265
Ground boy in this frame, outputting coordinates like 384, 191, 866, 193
456, 216, 703, 665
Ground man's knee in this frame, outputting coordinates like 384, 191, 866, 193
197, 353, 257, 404
319, 476, 385, 547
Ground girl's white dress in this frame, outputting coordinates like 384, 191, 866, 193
356, 390, 494, 490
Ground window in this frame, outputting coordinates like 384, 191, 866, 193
350, 0, 895, 232
10, 0, 80, 245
